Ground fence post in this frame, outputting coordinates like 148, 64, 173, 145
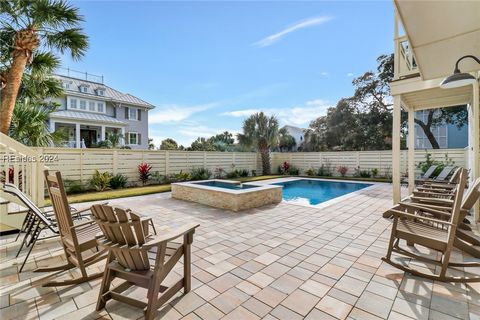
165, 151, 170, 175
36, 149, 44, 207
113, 150, 118, 175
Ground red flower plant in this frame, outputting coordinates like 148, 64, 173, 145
138, 162, 152, 185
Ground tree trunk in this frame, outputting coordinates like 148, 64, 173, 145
260, 148, 271, 175
414, 114, 440, 149
0, 52, 29, 134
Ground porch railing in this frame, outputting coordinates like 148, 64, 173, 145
394, 35, 419, 79
0, 132, 46, 207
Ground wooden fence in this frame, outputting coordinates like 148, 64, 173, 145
271, 148, 468, 176
36, 148, 262, 185
33, 147, 468, 185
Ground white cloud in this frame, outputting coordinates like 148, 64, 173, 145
148, 102, 217, 124
347, 72, 354, 77
253, 16, 332, 48
220, 99, 332, 127
320, 71, 328, 76
220, 109, 260, 117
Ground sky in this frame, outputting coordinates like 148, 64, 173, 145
63, 1, 394, 147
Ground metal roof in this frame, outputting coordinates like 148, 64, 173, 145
54, 74, 155, 109
50, 110, 128, 125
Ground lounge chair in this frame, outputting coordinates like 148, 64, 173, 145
91, 204, 199, 320
409, 165, 438, 185
382, 169, 480, 282
417, 167, 462, 192
34, 170, 108, 286
423, 165, 456, 184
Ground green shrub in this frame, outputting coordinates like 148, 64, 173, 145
371, 168, 379, 178
89, 170, 112, 191
109, 174, 128, 189
238, 169, 249, 177
191, 167, 212, 180
251, 170, 257, 177
214, 167, 225, 179
93, 140, 112, 149
288, 166, 300, 175
359, 170, 371, 178
174, 171, 192, 182
317, 161, 332, 176
305, 168, 316, 176
226, 170, 239, 179
63, 179, 85, 194
151, 171, 166, 184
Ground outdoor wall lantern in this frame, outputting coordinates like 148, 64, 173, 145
440, 55, 480, 89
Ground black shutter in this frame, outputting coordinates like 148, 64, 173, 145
125, 107, 129, 119
138, 109, 141, 121
125, 132, 129, 144
138, 133, 141, 145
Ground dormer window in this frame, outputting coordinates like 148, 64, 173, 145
79, 85, 88, 93
96, 88, 105, 96
62, 81, 71, 89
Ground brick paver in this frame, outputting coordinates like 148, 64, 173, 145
1, 180, 479, 319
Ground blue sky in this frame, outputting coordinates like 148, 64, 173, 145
63, 1, 394, 147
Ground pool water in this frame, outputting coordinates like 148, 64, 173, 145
194, 181, 259, 190
273, 179, 372, 205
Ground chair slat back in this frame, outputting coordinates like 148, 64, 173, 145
423, 165, 438, 179
461, 177, 480, 211
448, 167, 462, 184
436, 166, 455, 181
44, 171, 74, 239
91, 204, 150, 270
449, 168, 468, 227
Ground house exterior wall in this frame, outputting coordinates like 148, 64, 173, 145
114, 105, 149, 149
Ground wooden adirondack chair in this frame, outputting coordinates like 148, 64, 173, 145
35, 170, 108, 287
91, 204, 199, 320
382, 169, 480, 282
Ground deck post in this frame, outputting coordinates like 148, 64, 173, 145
407, 107, 415, 194
392, 95, 402, 204
473, 80, 479, 222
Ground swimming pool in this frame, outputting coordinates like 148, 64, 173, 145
273, 179, 372, 205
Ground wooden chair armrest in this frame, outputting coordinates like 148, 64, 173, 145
412, 190, 452, 197
389, 209, 454, 226
403, 203, 452, 212
143, 223, 199, 249
70, 220, 96, 230
397, 203, 452, 219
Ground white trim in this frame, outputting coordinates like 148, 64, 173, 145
128, 107, 139, 121
127, 132, 139, 145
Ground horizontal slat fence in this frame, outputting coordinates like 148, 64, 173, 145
32, 147, 467, 185
272, 148, 467, 177
35, 148, 260, 185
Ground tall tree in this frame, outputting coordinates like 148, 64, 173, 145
237, 112, 279, 174
189, 137, 216, 151
160, 138, 179, 150
0, 0, 88, 134
278, 127, 296, 152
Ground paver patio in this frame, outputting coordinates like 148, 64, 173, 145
1, 180, 479, 320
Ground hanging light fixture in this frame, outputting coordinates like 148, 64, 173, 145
440, 55, 480, 89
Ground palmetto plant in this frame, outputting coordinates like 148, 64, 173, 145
9, 98, 66, 146
0, 0, 89, 134
237, 112, 279, 175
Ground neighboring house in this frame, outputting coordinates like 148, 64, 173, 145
414, 110, 468, 149
49, 70, 155, 149
282, 125, 306, 151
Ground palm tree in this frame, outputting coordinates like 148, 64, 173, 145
237, 112, 279, 174
9, 98, 66, 146
0, 0, 88, 134
106, 130, 124, 148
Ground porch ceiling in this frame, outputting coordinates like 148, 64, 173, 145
401, 85, 473, 111
394, 0, 480, 80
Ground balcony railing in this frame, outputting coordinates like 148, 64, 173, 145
394, 35, 420, 79
56, 67, 104, 84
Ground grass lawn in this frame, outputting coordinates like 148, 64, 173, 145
55, 175, 284, 205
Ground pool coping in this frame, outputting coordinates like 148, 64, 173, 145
249, 177, 385, 209
172, 179, 282, 194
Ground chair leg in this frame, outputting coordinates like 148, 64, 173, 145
96, 252, 114, 311
145, 278, 161, 320
183, 234, 192, 293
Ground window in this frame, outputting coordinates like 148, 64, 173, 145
97, 102, 104, 113
62, 82, 71, 89
89, 101, 95, 111
128, 132, 138, 145
79, 100, 86, 110
96, 88, 105, 96
79, 85, 88, 93
70, 98, 77, 109
415, 110, 448, 148
129, 107, 138, 120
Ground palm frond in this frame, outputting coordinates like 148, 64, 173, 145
44, 28, 88, 59
31, 0, 84, 28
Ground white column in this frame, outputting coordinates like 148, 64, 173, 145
472, 81, 479, 222
392, 95, 402, 204
101, 125, 106, 141
121, 127, 126, 146
75, 123, 81, 149
49, 120, 55, 133
408, 108, 415, 194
